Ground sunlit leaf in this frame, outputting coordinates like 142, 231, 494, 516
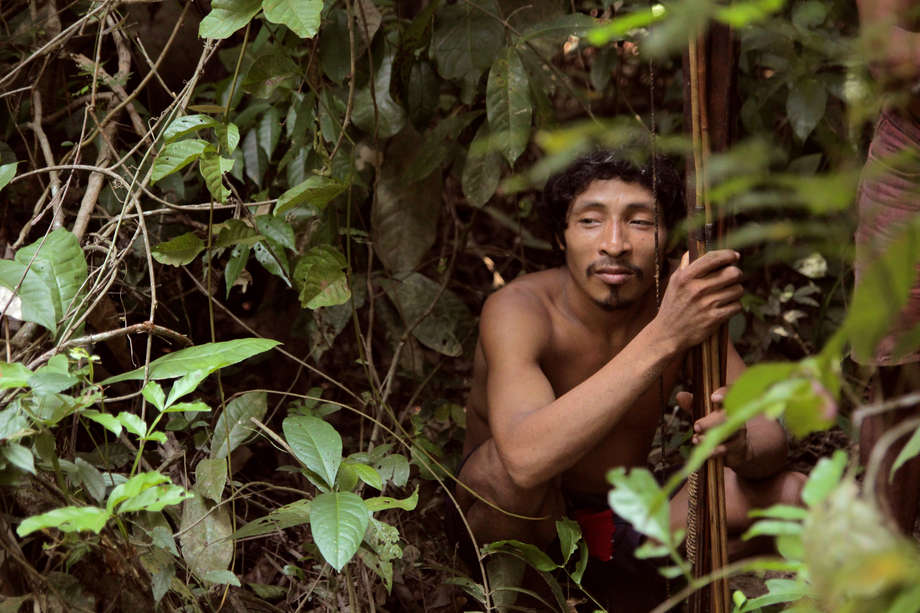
555, 518, 581, 566
2, 442, 35, 474
0, 260, 56, 333
890, 426, 920, 482
262, 0, 322, 38
117, 411, 147, 439
210, 391, 268, 459
162, 115, 218, 143
801, 449, 847, 508
151, 139, 209, 183
199, 151, 233, 202
607, 467, 670, 544
310, 492, 370, 571
0, 362, 32, 389
283, 415, 342, 489
16, 505, 110, 536
102, 338, 279, 384
199, 0, 261, 39
107, 471, 169, 513
364, 486, 419, 512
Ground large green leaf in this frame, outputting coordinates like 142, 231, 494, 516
162, 115, 218, 143
244, 52, 300, 99
309, 492, 370, 571
801, 449, 847, 508
199, 151, 234, 202
607, 467, 670, 544
462, 122, 502, 207
152, 232, 205, 266
151, 139, 209, 183
179, 495, 233, 579
210, 391, 268, 459
0, 260, 56, 333
0, 162, 17, 192
293, 245, 351, 309
786, 78, 827, 141
0, 362, 32, 389
16, 505, 111, 537
195, 457, 228, 503
199, 0, 261, 39
254, 215, 295, 250
262, 0, 321, 38
275, 175, 347, 215
384, 272, 473, 357
486, 47, 532, 166
431, 0, 504, 81
13, 228, 87, 332
372, 129, 442, 273
101, 338, 280, 384
282, 415, 342, 489
258, 108, 282, 161
352, 48, 406, 139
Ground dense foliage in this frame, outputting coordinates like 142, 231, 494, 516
1, 0, 919, 611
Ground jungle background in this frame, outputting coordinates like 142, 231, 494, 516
1, 0, 919, 611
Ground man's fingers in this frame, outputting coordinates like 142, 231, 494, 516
676, 391, 693, 412
694, 409, 726, 432
686, 249, 740, 278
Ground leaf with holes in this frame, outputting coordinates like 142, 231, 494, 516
210, 391, 268, 459
310, 492, 370, 571
163, 115, 218, 143
283, 415, 342, 489
486, 47, 532, 166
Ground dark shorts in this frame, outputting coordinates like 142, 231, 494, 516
854, 106, 920, 365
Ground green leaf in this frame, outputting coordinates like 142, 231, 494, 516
106, 471, 169, 513
216, 122, 240, 153
214, 219, 261, 249
486, 47, 532, 166
166, 400, 210, 413
12, 228, 87, 333
165, 369, 210, 407
117, 411, 147, 439
607, 467, 669, 543
142, 381, 166, 411
28, 359, 79, 395
199, 0, 261, 39
309, 492, 370, 571
274, 175, 347, 215
481, 539, 558, 572
352, 48, 406, 139
384, 273, 473, 357
74, 458, 106, 502
891, 425, 920, 481
261, 0, 321, 38
555, 518, 581, 566
801, 449, 847, 508
0, 260, 56, 333
102, 338, 280, 384
786, 78, 827, 141
151, 139, 209, 183
586, 6, 667, 45
462, 122, 502, 207
225, 245, 251, 297
282, 415, 342, 489
152, 232, 205, 266
233, 499, 311, 539
572, 540, 589, 584
742, 519, 803, 540
724, 362, 797, 415
293, 245, 351, 310
163, 115, 218, 143
736, 578, 810, 612
243, 52, 300, 99
195, 457, 227, 502
2, 442, 35, 474
0, 162, 17, 192
519, 13, 596, 43
748, 504, 809, 521
242, 129, 267, 187
180, 495, 233, 579
364, 486, 419, 512
202, 569, 241, 586
257, 108, 282, 161
82, 410, 122, 436
254, 215, 295, 250
117, 481, 190, 513
16, 506, 110, 536
210, 391, 268, 459
715, 0, 785, 28
253, 240, 291, 282
377, 453, 410, 487
199, 151, 233, 202
431, 0, 504, 81
0, 362, 32, 389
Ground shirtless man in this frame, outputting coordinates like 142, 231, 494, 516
456, 151, 805, 610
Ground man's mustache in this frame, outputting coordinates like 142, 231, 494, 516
586, 260, 644, 279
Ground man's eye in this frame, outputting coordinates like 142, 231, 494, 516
579, 218, 600, 225
631, 219, 654, 227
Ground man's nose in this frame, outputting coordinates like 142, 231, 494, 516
599, 221, 630, 256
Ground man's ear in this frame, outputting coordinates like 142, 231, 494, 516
554, 233, 566, 251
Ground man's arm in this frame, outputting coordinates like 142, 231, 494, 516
857, 0, 920, 85
484, 250, 744, 490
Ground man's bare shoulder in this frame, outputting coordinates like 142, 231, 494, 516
480, 268, 565, 347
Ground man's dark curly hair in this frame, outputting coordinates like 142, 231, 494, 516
539, 150, 684, 249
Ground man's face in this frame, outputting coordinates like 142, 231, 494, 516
563, 178, 666, 311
